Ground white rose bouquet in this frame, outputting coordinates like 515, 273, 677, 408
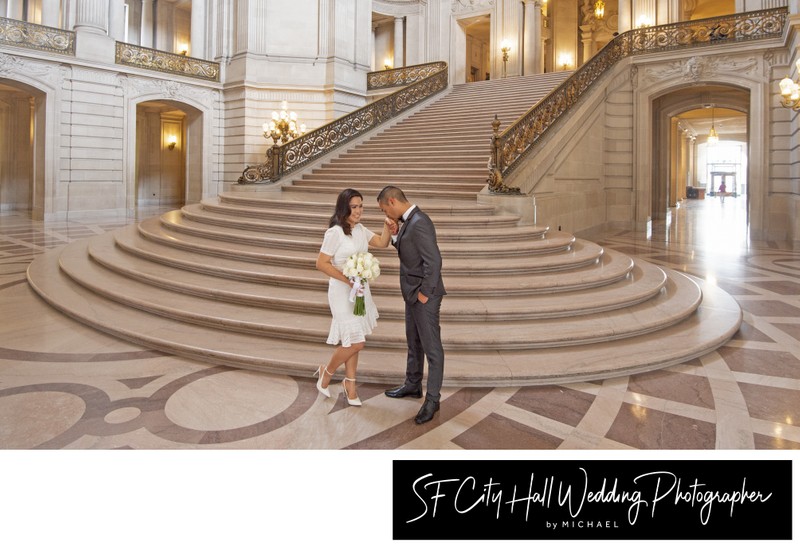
342, 252, 381, 316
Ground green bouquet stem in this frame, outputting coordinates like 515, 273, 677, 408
353, 295, 366, 316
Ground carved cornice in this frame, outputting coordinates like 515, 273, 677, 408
452, 0, 496, 14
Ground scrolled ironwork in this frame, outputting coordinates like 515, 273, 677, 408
491, 8, 788, 187
239, 63, 448, 184
367, 61, 447, 90
115, 42, 220, 82
0, 16, 75, 54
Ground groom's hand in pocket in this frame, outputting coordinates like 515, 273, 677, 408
418, 292, 429, 304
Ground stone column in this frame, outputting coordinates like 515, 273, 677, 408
580, 24, 594, 62
74, 0, 115, 62
523, 0, 543, 75
393, 16, 404, 68
141, 0, 154, 48
6, 0, 23, 21
190, 0, 207, 59
618, 0, 632, 32
41, 0, 60, 27
108, 0, 126, 41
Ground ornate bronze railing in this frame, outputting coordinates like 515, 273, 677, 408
0, 16, 75, 55
115, 42, 220, 82
367, 61, 448, 90
239, 62, 448, 184
488, 8, 788, 193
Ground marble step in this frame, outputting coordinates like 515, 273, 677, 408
112, 225, 634, 296
86, 232, 667, 321
27, 245, 740, 386
309, 166, 487, 176
215, 193, 498, 216
282, 184, 481, 201
191, 201, 521, 230
139, 216, 604, 274
326, 156, 487, 165
57, 240, 700, 350
185, 203, 550, 243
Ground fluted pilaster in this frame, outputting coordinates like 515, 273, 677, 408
108, 0, 126, 41
190, 0, 207, 58
74, 0, 108, 34
41, 0, 60, 28
394, 16, 404, 68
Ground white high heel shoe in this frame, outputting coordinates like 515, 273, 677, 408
314, 365, 333, 398
342, 377, 362, 407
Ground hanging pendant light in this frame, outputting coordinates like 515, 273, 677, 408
707, 106, 719, 146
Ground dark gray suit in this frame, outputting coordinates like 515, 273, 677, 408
393, 207, 446, 403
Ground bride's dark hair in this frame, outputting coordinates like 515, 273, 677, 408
329, 188, 363, 236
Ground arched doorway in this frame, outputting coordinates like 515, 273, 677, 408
0, 79, 46, 219
134, 100, 203, 213
651, 85, 750, 226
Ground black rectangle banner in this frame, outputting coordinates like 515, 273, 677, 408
393, 460, 792, 540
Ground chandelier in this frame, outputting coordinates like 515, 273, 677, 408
778, 59, 800, 111
594, 0, 605, 19
263, 101, 306, 145
707, 106, 719, 146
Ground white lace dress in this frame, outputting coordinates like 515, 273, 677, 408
319, 224, 379, 347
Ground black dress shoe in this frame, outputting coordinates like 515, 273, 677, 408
414, 399, 440, 424
384, 384, 422, 398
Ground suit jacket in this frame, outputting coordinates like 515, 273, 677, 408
392, 207, 446, 303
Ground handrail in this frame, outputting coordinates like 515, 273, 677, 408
239, 61, 448, 184
0, 16, 75, 55
115, 42, 220, 82
367, 61, 448, 90
488, 7, 789, 194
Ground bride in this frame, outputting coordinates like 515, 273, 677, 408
315, 188, 397, 406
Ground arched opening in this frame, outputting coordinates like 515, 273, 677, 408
0, 79, 46, 220
134, 100, 203, 214
453, 12, 494, 84
651, 85, 750, 240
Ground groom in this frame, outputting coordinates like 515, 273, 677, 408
377, 186, 446, 424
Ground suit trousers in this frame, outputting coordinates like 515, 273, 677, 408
404, 294, 444, 403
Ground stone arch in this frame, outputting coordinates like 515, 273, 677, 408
0, 75, 55, 220
125, 91, 211, 211
632, 54, 767, 236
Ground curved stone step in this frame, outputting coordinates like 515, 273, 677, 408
27, 245, 740, 386
137, 217, 604, 275
113, 225, 634, 296
282, 184, 480, 201
56, 240, 700, 350
165, 210, 570, 257
86, 232, 666, 321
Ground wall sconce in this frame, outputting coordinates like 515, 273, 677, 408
637, 15, 653, 28
593, 0, 605, 19
779, 59, 800, 111
501, 40, 511, 78
167, 136, 178, 150
178, 44, 188, 56
558, 53, 572, 71
384, 58, 392, 70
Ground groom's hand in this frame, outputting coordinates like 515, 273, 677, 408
418, 292, 429, 304
385, 217, 399, 235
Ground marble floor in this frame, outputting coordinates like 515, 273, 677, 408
1, 196, 799, 451
2, 197, 798, 546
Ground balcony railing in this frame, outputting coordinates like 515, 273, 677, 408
367, 61, 448, 91
488, 7, 788, 194
239, 61, 449, 184
0, 16, 75, 55
115, 42, 220, 82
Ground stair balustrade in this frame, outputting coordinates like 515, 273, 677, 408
488, 7, 789, 194
0, 16, 75, 55
238, 61, 449, 184
367, 61, 447, 90
115, 42, 220, 82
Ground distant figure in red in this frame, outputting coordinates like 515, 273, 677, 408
718, 181, 727, 203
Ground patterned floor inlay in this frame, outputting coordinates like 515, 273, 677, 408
1, 198, 800, 452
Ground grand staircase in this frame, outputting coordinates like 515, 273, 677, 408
27, 73, 741, 386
